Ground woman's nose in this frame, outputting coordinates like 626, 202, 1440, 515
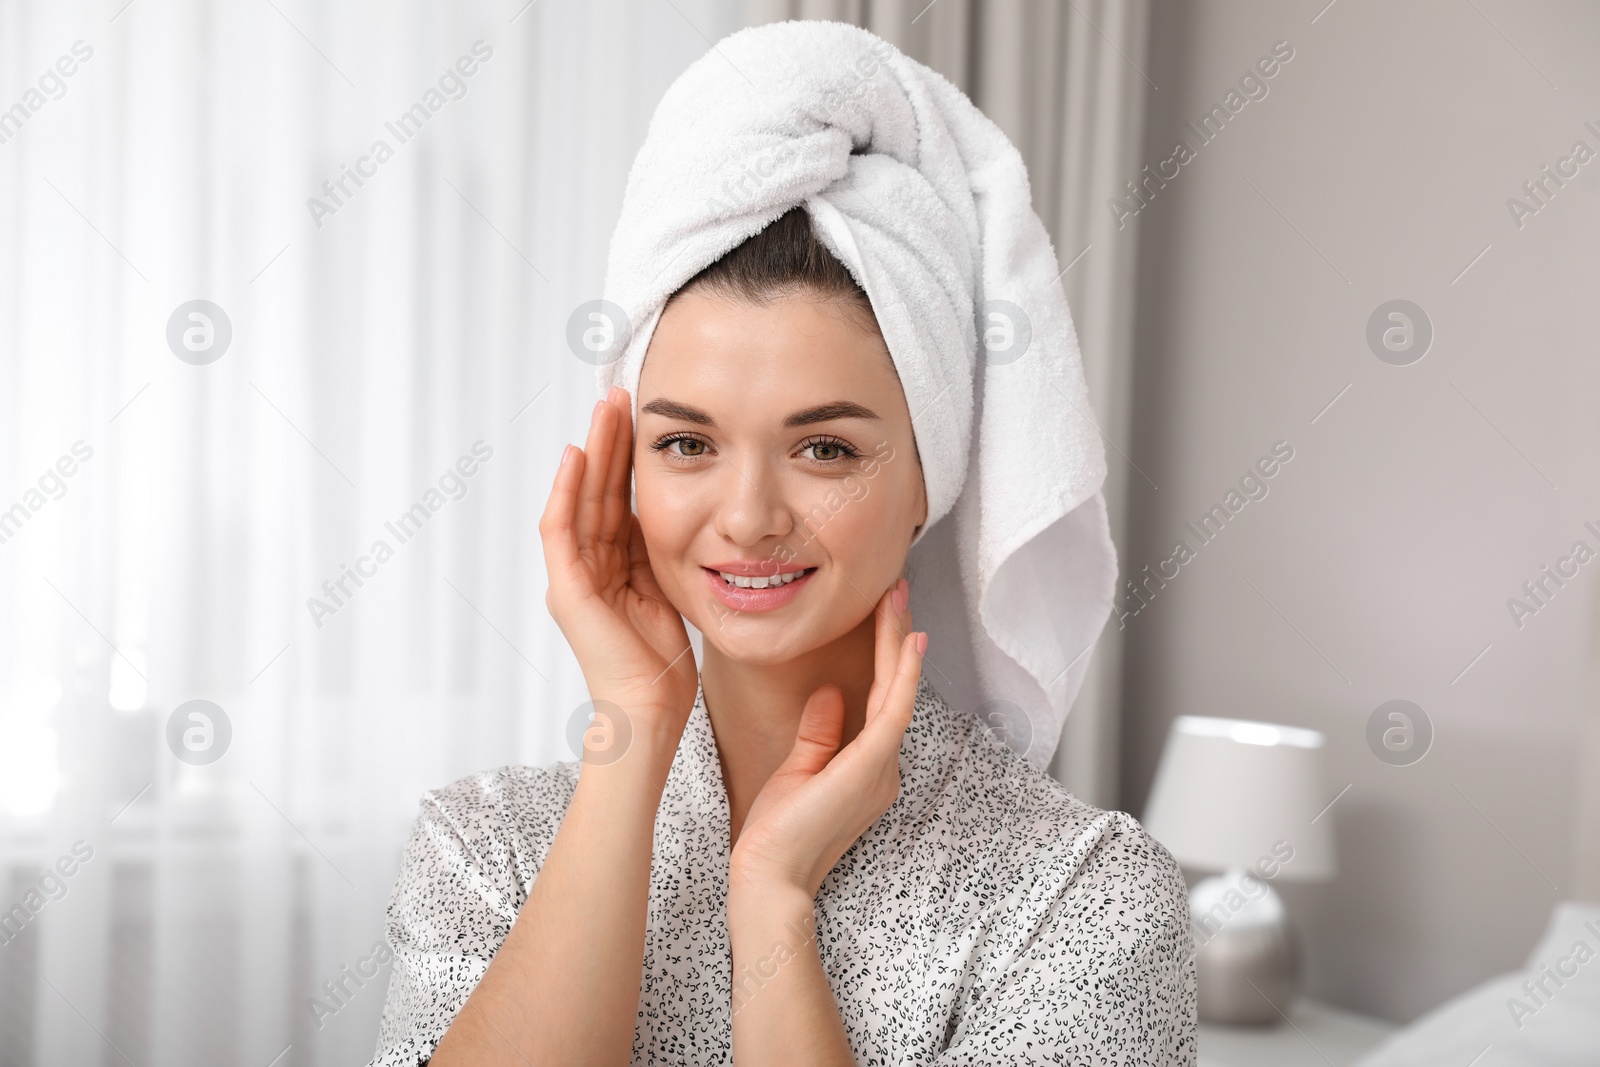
712, 464, 792, 547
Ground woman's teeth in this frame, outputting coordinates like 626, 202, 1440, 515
718, 568, 812, 589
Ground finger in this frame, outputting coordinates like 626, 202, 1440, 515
827, 632, 920, 792
869, 578, 910, 708
862, 630, 923, 745
538, 444, 586, 583
625, 511, 667, 601
573, 399, 616, 549
774, 684, 846, 779
539, 449, 611, 645
598, 387, 634, 544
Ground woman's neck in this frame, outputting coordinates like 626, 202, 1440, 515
700, 614, 877, 848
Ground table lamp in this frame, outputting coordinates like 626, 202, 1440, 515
1141, 715, 1336, 1025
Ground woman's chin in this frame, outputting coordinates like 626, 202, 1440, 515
698, 622, 821, 669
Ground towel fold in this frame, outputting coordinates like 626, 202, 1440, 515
598, 19, 1117, 770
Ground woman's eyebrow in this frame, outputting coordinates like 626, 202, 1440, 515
638, 398, 880, 427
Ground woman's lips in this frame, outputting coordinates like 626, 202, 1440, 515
702, 566, 816, 613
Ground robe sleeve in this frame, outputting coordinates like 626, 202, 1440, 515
364, 782, 528, 1067
934, 813, 1198, 1065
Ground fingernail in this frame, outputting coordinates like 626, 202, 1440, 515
594, 399, 606, 417
608, 385, 627, 405
560, 444, 575, 466
914, 631, 928, 655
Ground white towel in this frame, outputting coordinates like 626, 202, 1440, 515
596, 19, 1116, 771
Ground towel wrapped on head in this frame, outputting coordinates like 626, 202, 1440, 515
597, 19, 1117, 770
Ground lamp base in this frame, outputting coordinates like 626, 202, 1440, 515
1189, 868, 1299, 1025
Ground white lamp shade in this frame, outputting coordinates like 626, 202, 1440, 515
1141, 715, 1336, 881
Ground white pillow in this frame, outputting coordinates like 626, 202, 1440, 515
1354, 901, 1600, 1067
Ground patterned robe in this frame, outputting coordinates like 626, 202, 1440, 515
367, 676, 1196, 1065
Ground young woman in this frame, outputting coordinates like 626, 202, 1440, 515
367, 21, 1194, 1067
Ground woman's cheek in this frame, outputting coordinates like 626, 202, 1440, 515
815, 483, 892, 575
635, 482, 688, 574
839, 471, 869, 504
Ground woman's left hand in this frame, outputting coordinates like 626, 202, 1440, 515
727, 578, 926, 903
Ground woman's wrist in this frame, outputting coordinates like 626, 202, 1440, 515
727, 877, 816, 937
726, 883, 856, 1064
573, 701, 688, 796
726, 883, 819, 995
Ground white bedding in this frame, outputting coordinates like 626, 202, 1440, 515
1354, 902, 1600, 1066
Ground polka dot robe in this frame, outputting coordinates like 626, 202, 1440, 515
367, 676, 1197, 1065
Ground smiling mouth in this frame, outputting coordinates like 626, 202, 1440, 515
711, 567, 816, 589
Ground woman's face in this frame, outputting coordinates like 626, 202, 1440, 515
634, 288, 927, 666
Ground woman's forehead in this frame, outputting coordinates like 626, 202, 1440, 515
640, 290, 903, 412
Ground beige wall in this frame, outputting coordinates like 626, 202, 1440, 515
1119, 0, 1600, 1022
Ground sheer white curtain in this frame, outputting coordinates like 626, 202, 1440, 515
0, 1, 1146, 1064
0, 1, 735, 1064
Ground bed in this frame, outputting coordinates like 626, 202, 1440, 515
1351, 901, 1600, 1066
1352, 598, 1600, 1066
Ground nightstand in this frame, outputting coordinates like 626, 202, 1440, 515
1198, 998, 1398, 1067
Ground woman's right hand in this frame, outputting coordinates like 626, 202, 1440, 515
539, 385, 698, 766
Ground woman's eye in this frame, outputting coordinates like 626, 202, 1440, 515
664, 436, 706, 457
799, 437, 860, 463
